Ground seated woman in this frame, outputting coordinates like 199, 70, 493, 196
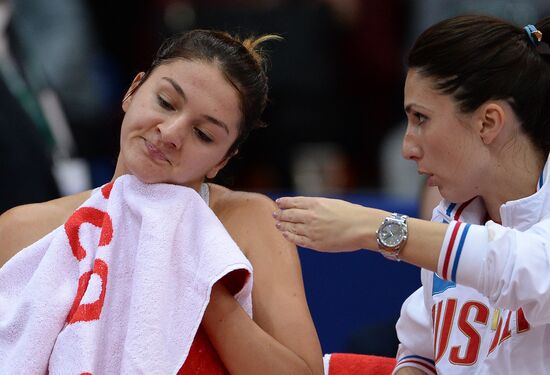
0, 30, 323, 374
274, 15, 550, 374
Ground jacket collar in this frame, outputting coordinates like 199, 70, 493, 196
435, 153, 550, 230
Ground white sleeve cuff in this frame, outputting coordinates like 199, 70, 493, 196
437, 221, 489, 289
393, 353, 437, 375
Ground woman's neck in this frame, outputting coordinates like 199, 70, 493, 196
482, 145, 545, 223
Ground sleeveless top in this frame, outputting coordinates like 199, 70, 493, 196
199, 183, 210, 205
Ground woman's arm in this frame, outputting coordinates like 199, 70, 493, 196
274, 196, 550, 325
395, 368, 429, 374
273, 196, 446, 272
0, 191, 91, 267
205, 192, 323, 375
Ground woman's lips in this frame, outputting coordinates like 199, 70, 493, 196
144, 139, 170, 164
419, 170, 436, 186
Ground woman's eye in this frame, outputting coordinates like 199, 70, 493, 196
194, 128, 213, 143
157, 95, 174, 110
414, 112, 427, 124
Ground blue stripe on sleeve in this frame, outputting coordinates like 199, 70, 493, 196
399, 354, 435, 365
451, 223, 471, 282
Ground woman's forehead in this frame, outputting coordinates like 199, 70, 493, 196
405, 70, 457, 111
405, 70, 435, 105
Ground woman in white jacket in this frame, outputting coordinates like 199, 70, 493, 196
274, 14, 550, 374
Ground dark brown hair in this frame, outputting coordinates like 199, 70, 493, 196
134, 29, 280, 156
408, 15, 550, 153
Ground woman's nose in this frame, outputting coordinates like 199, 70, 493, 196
157, 119, 187, 150
402, 130, 422, 161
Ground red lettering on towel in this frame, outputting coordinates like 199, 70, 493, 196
67, 259, 109, 323
65, 207, 113, 261
101, 182, 114, 199
65, 190, 114, 325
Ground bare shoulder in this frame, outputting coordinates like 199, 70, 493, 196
209, 183, 276, 217
0, 191, 91, 266
206, 188, 322, 373
208, 184, 283, 256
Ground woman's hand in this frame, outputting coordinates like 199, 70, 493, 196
274, 196, 387, 252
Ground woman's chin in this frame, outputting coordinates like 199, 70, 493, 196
129, 169, 199, 188
438, 187, 455, 202
131, 171, 165, 185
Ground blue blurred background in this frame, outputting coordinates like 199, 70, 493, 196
295, 193, 419, 355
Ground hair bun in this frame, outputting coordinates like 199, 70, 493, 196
241, 35, 283, 67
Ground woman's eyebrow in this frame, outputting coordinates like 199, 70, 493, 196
162, 77, 186, 99
161, 77, 229, 134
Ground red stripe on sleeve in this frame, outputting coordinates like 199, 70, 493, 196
398, 359, 437, 374
442, 222, 461, 279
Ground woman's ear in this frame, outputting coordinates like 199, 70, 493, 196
122, 72, 146, 112
478, 102, 506, 145
206, 149, 239, 179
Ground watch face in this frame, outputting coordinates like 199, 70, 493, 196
380, 222, 406, 247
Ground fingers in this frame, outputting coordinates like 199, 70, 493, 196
275, 196, 314, 209
275, 220, 305, 236
273, 196, 322, 250
272, 207, 306, 224
275, 220, 321, 250
274, 196, 320, 223
280, 230, 313, 249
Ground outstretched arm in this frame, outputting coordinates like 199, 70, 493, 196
273, 196, 446, 272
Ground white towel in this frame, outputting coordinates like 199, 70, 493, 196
0, 175, 253, 374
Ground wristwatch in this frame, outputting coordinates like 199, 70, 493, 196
376, 213, 408, 261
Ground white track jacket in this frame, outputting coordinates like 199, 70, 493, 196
394, 155, 550, 374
